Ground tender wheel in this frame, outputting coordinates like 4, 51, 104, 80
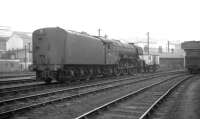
188, 69, 193, 74
36, 71, 42, 80
128, 68, 135, 75
153, 68, 156, 72
44, 78, 52, 83
113, 68, 120, 76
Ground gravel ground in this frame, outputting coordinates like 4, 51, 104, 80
94, 75, 184, 119
10, 74, 175, 119
163, 75, 200, 119
147, 75, 200, 119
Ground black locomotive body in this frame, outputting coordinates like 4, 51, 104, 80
32, 27, 158, 83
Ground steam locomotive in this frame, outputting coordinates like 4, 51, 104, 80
32, 27, 159, 83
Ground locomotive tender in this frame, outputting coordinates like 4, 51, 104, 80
32, 27, 157, 83
181, 41, 200, 73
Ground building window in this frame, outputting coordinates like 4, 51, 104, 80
0, 40, 7, 50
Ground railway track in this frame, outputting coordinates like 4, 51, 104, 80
0, 71, 185, 119
0, 70, 184, 95
74, 74, 193, 119
0, 70, 181, 86
0, 72, 35, 79
0, 76, 37, 86
0, 81, 45, 94
0, 70, 184, 98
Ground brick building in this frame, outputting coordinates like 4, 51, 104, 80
1, 31, 32, 71
0, 37, 9, 58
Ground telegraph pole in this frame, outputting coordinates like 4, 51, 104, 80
168, 41, 170, 53
98, 28, 101, 37
28, 42, 31, 65
28, 43, 31, 53
16, 48, 18, 59
25, 45, 27, 71
147, 32, 149, 54
104, 34, 107, 39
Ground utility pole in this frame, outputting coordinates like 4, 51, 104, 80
168, 41, 170, 53
16, 48, 18, 59
147, 32, 149, 54
28, 42, 31, 53
25, 45, 27, 71
28, 42, 31, 64
104, 34, 107, 39
98, 28, 101, 37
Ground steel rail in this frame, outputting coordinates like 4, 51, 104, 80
74, 75, 192, 119
0, 70, 184, 95
0, 71, 183, 105
0, 75, 138, 94
0, 73, 185, 118
0, 76, 37, 85
0, 74, 35, 79
0, 82, 46, 94
138, 74, 192, 119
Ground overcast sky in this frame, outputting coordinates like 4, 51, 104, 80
1, 0, 200, 42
